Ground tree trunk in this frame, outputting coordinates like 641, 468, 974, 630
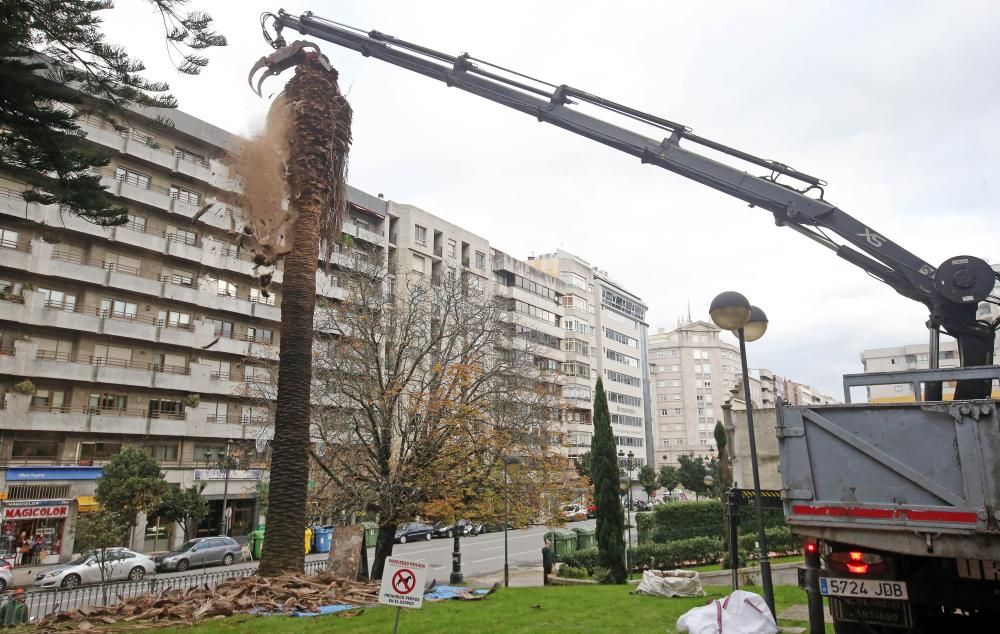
259, 59, 344, 576
370, 524, 397, 580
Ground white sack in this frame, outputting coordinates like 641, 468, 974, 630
634, 569, 705, 598
676, 590, 777, 634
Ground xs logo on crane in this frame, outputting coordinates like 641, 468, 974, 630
857, 227, 886, 248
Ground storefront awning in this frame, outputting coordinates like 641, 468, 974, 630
76, 496, 99, 513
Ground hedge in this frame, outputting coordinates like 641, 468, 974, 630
737, 526, 799, 559
636, 500, 787, 544
556, 535, 725, 573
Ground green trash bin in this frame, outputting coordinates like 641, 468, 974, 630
544, 528, 578, 558
249, 525, 265, 560
572, 526, 595, 550
362, 522, 379, 548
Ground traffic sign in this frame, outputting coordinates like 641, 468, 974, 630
379, 557, 428, 609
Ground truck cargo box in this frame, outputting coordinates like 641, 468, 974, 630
778, 398, 1000, 560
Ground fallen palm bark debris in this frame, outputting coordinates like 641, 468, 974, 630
34, 573, 380, 632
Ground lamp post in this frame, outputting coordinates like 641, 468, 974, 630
710, 291, 774, 618
503, 455, 521, 588
618, 474, 630, 573
217, 440, 235, 536
618, 450, 635, 549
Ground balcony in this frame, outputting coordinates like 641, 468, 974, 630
433, 245, 443, 258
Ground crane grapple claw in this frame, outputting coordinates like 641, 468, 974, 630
248, 40, 332, 96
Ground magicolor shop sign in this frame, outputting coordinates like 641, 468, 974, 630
1, 501, 71, 520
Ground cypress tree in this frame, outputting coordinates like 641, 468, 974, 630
590, 377, 626, 583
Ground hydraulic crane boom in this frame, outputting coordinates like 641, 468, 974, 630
253, 9, 999, 398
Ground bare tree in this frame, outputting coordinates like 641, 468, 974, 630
306, 264, 563, 578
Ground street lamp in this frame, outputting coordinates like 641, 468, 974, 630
217, 440, 236, 536
503, 455, 521, 588
704, 474, 715, 498
710, 291, 774, 618
618, 474, 630, 574
618, 450, 635, 549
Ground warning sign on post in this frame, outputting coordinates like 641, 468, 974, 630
378, 557, 428, 609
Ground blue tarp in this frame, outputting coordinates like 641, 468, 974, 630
424, 585, 491, 600
292, 604, 359, 617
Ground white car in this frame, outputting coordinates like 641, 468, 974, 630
0, 559, 12, 593
33, 549, 156, 589
560, 504, 587, 521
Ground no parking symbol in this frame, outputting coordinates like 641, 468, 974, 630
379, 557, 428, 609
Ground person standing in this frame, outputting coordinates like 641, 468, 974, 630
541, 539, 554, 585
0, 588, 29, 626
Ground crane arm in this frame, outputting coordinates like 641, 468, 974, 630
261, 10, 938, 302
255, 10, 997, 396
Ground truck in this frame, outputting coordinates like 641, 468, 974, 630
248, 11, 1000, 631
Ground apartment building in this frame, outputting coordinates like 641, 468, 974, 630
529, 251, 651, 467
753, 368, 835, 407
647, 320, 744, 467
859, 265, 1000, 403
0, 99, 388, 563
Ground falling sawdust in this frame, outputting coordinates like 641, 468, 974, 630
233, 57, 353, 293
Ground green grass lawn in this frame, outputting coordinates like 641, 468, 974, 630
152, 584, 830, 633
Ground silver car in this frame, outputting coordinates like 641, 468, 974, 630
34, 549, 155, 589
154, 536, 241, 572
0, 559, 12, 593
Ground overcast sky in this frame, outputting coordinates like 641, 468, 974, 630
100, 1, 1000, 398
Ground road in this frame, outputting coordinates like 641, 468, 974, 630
19, 520, 596, 620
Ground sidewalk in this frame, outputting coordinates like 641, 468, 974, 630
465, 566, 545, 588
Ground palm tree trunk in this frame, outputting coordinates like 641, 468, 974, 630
259, 59, 348, 576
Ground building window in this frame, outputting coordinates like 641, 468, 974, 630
217, 279, 237, 297
605, 348, 639, 368
165, 225, 198, 246
412, 253, 425, 273
157, 309, 191, 328
125, 213, 147, 233
246, 327, 274, 344
0, 228, 18, 250
414, 224, 427, 246
99, 298, 137, 319
32, 389, 66, 409
10, 440, 60, 458
209, 319, 234, 337
250, 287, 274, 305
173, 147, 206, 166
79, 442, 121, 461
475, 251, 486, 270
145, 444, 179, 461
447, 239, 456, 258
194, 444, 226, 462
605, 327, 639, 348
115, 166, 150, 189
169, 185, 200, 206
88, 392, 127, 412
39, 288, 77, 311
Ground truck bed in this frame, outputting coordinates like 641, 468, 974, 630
777, 399, 1000, 559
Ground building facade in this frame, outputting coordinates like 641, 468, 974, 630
647, 320, 744, 467
0, 99, 388, 563
529, 251, 652, 467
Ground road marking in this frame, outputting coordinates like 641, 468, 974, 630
466, 549, 539, 564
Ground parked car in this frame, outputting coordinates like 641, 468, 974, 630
560, 504, 587, 521
154, 536, 241, 573
432, 520, 478, 539
634, 499, 652, 512
0, 559, 12, 593
586, 504, 597, 519
34, 549, 155, 589
395, 522, 434, 544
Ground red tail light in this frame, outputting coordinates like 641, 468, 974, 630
829, 550, 886, 575
805, 541, 818, 555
